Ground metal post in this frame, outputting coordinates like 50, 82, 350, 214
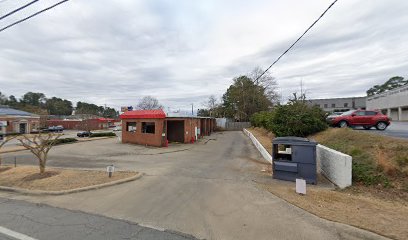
14, 157, 16, 167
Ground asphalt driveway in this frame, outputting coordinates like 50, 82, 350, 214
0, 132, 387, 240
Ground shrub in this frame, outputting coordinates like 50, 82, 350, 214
250, 111, 274, 130
45, 138, 77, 145
268, 102, 328, 137
90, 132, 116, 138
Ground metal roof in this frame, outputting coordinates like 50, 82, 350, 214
120, 109, 166, 119
0, 107, 38, 117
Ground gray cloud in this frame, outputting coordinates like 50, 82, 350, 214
0, 0, 407, 110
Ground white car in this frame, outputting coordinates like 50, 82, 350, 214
113, 126, 122, 131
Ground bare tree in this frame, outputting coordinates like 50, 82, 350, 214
206, 95, 217, 109
0, 134, 18, 166
248, 67, 280, 104
136, 96, 163, 110
18, 133, 62, 174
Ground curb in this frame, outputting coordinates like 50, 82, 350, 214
0, 172, 144, 196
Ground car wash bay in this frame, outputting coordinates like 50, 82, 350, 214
166, 120, 184, 143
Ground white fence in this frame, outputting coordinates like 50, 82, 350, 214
243, 128, 272, 163
243, 128, 352, 188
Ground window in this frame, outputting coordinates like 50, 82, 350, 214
324, 104, 328, 108
365, 111, 377, 116
355, 111, 365, 116
315, 104, 320, 107
331, 103, 336, 108
344, 103, 348, 107
127, 122, 136, 132
142, 122, 155, 134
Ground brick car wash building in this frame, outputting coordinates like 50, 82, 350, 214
120, 109, 215, 147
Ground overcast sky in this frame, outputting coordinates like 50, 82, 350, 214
0, 0, 407, 111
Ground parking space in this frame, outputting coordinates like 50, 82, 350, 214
355, 121, 408, 139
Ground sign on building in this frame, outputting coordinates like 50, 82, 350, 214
121, 106, 133, 112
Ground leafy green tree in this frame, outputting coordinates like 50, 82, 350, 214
0, 92, 7, 105
76, 102, 118, 118
367, 76, 408, 96
222, 76, 272, 121
20, 92, 46, 107
102, 107, 119, 118
76, 102, 103, 116
46, 97, 73, 115
197, 108, 210, 117
8, 95, 18, 106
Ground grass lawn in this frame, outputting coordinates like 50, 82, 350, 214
246, 127, 408, 240
311, 128, 408, 194
0, 166, 137, 191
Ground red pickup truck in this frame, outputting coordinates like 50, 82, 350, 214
327, 110, 391, 130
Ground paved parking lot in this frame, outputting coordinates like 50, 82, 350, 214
0, 132, 386, 240
354, 121, 408, 139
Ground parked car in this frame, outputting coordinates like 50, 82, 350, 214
327, 110, 391, 130
113, 126, 122, 131
41, 126, 64, 133
77, 131, 92, 137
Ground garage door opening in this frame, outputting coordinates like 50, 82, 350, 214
167, 120, 184, 143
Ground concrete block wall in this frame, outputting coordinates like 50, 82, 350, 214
316, 144, 352, 188
243, 129, 272, 163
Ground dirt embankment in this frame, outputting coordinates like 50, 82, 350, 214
246, 127, 408, 240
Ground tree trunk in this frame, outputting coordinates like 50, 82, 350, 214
39, 163, 45, 174
39, 153, 47, 174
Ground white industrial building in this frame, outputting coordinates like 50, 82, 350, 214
307, 97, 366, 112
366, 84, 408, 121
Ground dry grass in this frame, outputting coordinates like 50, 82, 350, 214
257, 181, 408, 240
311, 128, 408, 192
0, 166, 137, 191
246, 127, 274, 154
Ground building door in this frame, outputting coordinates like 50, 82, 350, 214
19, 123, 27, 133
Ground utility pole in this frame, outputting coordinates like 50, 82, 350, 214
191, 103, 194, 116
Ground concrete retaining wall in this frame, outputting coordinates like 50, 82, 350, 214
243, 128, 272, 163
316, 144, 352, 188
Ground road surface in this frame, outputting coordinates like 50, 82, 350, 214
0, 197, 197, 240
0, 132, 388, 240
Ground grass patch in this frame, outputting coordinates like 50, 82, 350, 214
90, 132, 116, 138
0, 166, 137, 191
311, 128, 408, 191
50, 138, 78, 145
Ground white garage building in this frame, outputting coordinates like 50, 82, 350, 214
366, 84, 408, 121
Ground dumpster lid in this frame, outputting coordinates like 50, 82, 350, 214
273, 136, 316, 145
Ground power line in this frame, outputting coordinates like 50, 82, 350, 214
0, 0, 39, 21
0, 0, 70, 33
255, 0, 339, 82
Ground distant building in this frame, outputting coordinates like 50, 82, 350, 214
0, 106, 40, 134
46, 118, 116, 130
307, 97, 366, 112
366, 84, 408, 121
